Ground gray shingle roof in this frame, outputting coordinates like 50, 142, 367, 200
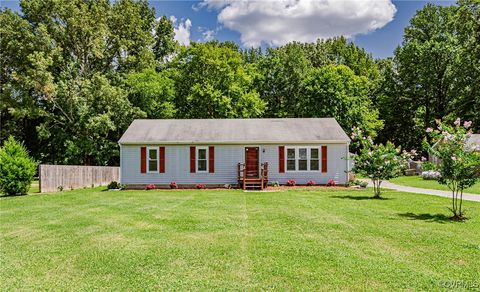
119, 118, 350, 144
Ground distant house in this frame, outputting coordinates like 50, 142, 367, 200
118, 118, 351, 189
429, 133, 480, 164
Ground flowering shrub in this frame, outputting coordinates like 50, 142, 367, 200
424, 118, 480, 220
306, 180, 316, 186
350, 127, 412, 198
421, 171, 441, 180
169, 182, 178, 189
326, 179, 336, 187
145, 184, 156, 190
286, 180, 296, 186
196, 184, 206, 189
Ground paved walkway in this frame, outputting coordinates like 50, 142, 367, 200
361, 179, 480, 202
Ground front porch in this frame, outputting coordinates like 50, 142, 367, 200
237, 162, 269, 190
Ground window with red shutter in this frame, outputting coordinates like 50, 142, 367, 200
279, 146, 285, 173
190, 146, 196, 173
209, 146, 215, 173
140, 147, 146, 173
321, 146, 328, 173
159, 146, 165, 173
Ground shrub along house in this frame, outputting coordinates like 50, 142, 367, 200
118, 118, 351, 190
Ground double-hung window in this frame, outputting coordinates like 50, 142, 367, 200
147, 147, 158, 173
287, 148, 296, 171
310, 148, 320, 171
285, 147, 321, 172
196, 147, 208, 172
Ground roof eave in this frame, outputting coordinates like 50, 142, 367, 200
118, 139, 350, 145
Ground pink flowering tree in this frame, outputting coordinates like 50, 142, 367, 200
350, 127, 411, 198
424, 119, 480, 220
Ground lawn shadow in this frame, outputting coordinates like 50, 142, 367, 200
398, 212, 453, 223
330, 195, 393, 201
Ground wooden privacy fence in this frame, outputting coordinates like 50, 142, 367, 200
39, 165, 120, 193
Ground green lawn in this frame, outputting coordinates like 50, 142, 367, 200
390, 176, 480, 194
1, 187, 479, 290
28, 180, 40, 194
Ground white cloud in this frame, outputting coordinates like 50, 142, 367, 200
197, 26, 221, 42
171, 16, 192, 46
199, 0, 396, 47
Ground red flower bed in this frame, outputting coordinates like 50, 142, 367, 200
286, 179, 296, 186
169, 182, 178, 189
306, 180, 316, 186
196, 184, 206, 189
326, 179, 337, 187
145, 184, 156, 190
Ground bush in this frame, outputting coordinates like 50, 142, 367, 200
0, 136, 37, 196
107, 181, 120, 189
421, 171, 441, 180
169, 182, 178, 189
145, 184, 156, 190
326, 179, 337, 187
196, 184, 206, 189
306, 180, 316, 186
351, 179, 368, 188
421, 161, 437, 172
286, 180, 296, 186
271, 181, 280, 187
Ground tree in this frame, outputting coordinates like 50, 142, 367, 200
172, 42, 265, 118
125, 69, 176, 118
350, 127, 411, 198
153, 15, 177, 64
423, 119, 480, 220
378, 1, 480, 150
301, 65, 383, 137
1, 0, 159, 164
0, 136, 37, 196
37, 74, 144, 165
258, 43, 310, 117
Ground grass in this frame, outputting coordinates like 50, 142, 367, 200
390, 176, 480, 194
29, 180, 39, 194
1, 187, 479, 290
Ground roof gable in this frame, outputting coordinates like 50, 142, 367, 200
119, 118, 350, 144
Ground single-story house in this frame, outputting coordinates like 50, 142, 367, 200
118, 118, 351, 189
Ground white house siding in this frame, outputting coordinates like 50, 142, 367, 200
120, 143, 349, 186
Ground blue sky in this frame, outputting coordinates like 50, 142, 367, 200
1, 0, 455, 59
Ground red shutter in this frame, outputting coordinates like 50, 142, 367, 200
279, 146, 285, 173
190, 146, 196, 173
140, 147, 146, 173
321, 146, 328, 173
209, 146, 215, 173
159, 146, 165, 173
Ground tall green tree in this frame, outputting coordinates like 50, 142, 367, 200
125, 69, 176, 118
152, 15, 177, 64
301, 65, 383, 136
173, 42, 265, 118
259, 43, 311, 117
378, 1, 480, 150
1, 0, 163, 164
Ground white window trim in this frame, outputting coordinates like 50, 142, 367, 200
147, 147, 159, 173
196, 146, 209, 173
285, 146, 321, 172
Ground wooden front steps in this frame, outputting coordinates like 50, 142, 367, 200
238, 162, 269, 190
241, 178, 267, 190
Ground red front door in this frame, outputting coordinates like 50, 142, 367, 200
245, 147, 259, 178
